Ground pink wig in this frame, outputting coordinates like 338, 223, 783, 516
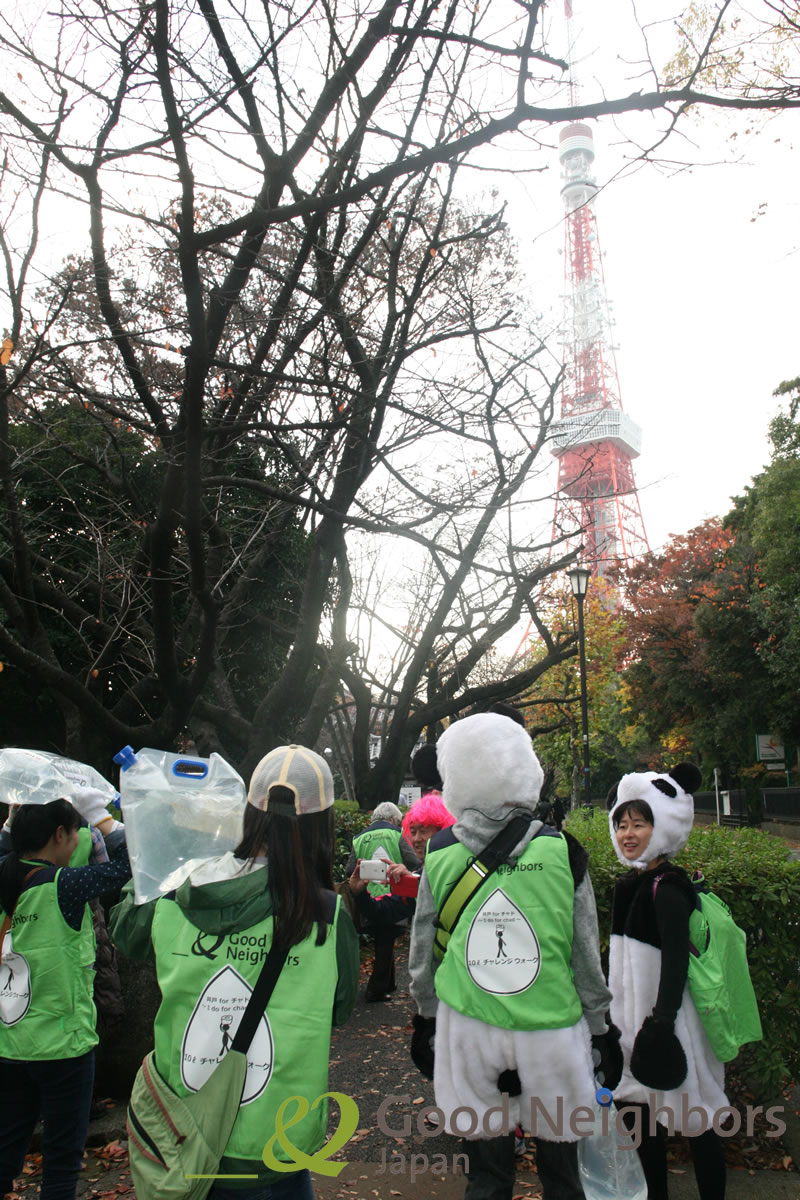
402, 792, 455, 841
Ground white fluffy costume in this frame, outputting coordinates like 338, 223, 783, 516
409, 714, 612, 1144
607, 764, 727, 1133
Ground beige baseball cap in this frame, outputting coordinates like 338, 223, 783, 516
247, 745, 334, 816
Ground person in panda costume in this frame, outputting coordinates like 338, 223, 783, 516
607, 763, 727, 1200
409, 713, 621, 1200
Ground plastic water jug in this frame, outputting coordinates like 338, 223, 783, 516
577, 1089, 647, 1200
0, 748, 118, 809
115, 746, 246, 904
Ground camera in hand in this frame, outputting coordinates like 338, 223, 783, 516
360, 859, 389, 882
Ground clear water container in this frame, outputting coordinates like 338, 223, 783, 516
577, 1089, 647, 1200
0, 748, 118, 809
115, 746, 246, 904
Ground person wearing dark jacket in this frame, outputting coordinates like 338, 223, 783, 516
345, 802, 420, 1002
0, 796, 130, 1200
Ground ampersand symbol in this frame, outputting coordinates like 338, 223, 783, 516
261, 1092, 359, 1177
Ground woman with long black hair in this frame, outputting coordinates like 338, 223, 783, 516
0, 796, 131, 1200
109, 744, 359, 1200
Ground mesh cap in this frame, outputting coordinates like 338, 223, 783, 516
247, 745, 334, 816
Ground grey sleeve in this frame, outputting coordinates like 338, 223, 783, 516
408, 868, 440, 1018
571, 872, 612, 1036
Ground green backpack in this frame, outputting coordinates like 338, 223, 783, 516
654, 871, 762, 1063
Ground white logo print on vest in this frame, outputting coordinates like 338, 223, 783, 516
465, 888, 541, 995
0, 932, 32, 1026
181, 965, 274, 1102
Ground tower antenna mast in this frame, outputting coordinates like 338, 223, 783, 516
550, 0, 650, 578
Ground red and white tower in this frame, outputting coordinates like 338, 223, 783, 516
550, 104, 650, 576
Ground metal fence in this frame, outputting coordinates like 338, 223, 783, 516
761, 788, 800, 820
694, 788, 800, 822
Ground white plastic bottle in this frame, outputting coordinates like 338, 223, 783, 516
577, 1087, 647, 1200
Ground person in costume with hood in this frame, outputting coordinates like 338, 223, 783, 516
607, 763, 728, 1200
109, 745, 359, 1200
408, 713, 620, 1200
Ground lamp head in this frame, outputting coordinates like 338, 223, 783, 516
567, 564, 591, 598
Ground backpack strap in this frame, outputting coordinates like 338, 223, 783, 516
650, 869, 704, 957
231, 940, 287, 1054
230, 889, 339, 1052
433, 814, 535, 962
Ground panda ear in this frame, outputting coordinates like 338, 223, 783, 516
606, 782, 619, 811
669, 762, 702, 795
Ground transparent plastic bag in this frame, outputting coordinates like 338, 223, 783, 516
0, 748, 118, 809
577, 1092, 647, 1200
115, 746, 246, 904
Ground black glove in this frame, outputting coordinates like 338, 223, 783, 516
410, 1014, 436, 1079
630, 1015, 687, 1090
591, 1022, 623, 1092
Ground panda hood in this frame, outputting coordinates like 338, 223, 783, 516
438, 713, 544, 828
607, 762, 702, 869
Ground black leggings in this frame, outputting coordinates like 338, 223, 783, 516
617, 1102, 726, 1200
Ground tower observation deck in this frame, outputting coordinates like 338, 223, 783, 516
550, 119, 650, 576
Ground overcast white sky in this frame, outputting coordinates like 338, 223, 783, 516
501, 0, 798, 555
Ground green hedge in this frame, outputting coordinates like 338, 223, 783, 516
333, 806, 371, 884
566, 807, 800, 1091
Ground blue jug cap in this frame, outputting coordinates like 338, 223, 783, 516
113, 745, 137, 772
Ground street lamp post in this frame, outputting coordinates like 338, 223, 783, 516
567, 565, 592, 808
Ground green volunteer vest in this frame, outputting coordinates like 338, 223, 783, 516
150, 892, 341, 1165
71, 826, 93, 867
352, 824, 403, 897
425, 831, 583, 1030
0, 870, 98, 1059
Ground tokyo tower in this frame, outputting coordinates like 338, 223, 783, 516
550, 12, 650, 576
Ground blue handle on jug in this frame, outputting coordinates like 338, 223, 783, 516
172, 758, 209, 780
